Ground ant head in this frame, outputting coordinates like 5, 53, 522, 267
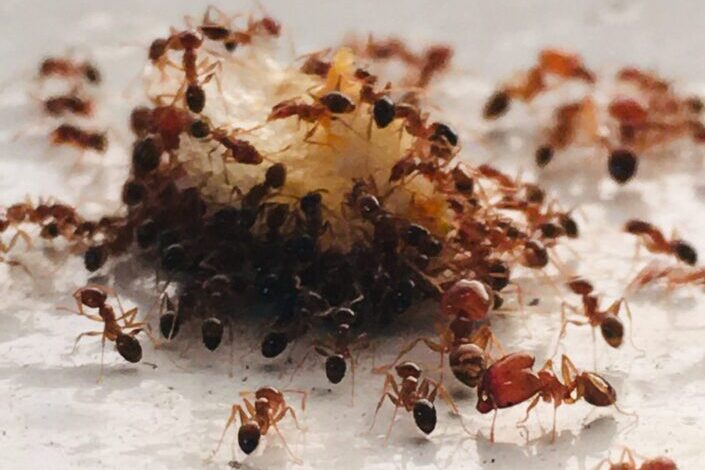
238, 422, 261, 455
578, 372, 617, 407
412, 398, 437, 434
78, 286, 108, 309
641, 457, 677, 470
115, 333, 143, 363
324, 354, 346, 384
449, 343, 487, 388
395, 361, 422, 380
261, 331, 288, 358
567, 277, 594, 296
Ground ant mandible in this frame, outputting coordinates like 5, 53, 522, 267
211, 386, 307, 463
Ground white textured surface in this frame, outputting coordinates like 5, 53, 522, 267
1, 1, 704, 469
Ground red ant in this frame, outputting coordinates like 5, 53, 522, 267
188, 118, 265, 165
624, 219, 698, 265
483, 48, 594, 119
211, 387, 306, 463
477, 353, 624, 442
596, 448, 677, 470
559, 277, 633, 351
369, 361, 469, 442
38, 57, 101, 84
50, 124, 107, 153
628, 261, 705, 293
192, 7, 280, 52
268, 90, 357, 144
63, 285, 152, 380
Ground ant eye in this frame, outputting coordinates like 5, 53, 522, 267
412, 399, 437, 434
261, 331, 288, 358
238, 423, 261, 454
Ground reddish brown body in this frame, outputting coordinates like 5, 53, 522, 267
51, 124, 107, 153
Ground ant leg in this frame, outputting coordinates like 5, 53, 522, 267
281, 406, 304, 430
59, 306, 103, 322
621, 298, 645, 354
7, 230, 32, 251
271, 420, 302, 464
550, 405, 558, 443
98, 333, 106, 383
490, 409, 498, 443
350, 351, 357, 405
71, 330, 103, 353
517, 395, 541, 425
383, 400, 401, 445
369, 374, 398, 432
212, 404, 247, 457
373, 336, 442, 373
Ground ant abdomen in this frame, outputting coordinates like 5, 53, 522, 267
412, 398, 437, 434
159, 310, 181, 339
201, 317, 224, 351
116, 333, 142, 363
238, 423, 261, 454
261, 332, 288, 358
449, 343, 487, 387
325, 354, 346, 384
600, 315, 624, 348
579, 373, 617, 407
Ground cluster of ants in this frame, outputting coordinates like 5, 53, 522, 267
0, 9, 682, 468
483, 48, 705, 184
37, 55, 108, 153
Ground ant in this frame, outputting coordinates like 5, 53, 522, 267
559, 277, 633, 351
483, 48, 594, 119
211, 387, 306, 463
189, 118, 265, 165
38, 57, 101, 84
477, 353, 624, 442
64, 285, 152, 380
596, 448, 677, 470
192, 7, 280, 52
43, 92, 94, 117
624, 219, 698, 265
50, 124, 107, 153
369, 361, 468, 442
628, 261, 705, 293
268, 90, 357, 144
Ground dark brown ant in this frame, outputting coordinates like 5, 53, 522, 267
38, 57, 101, 84
624, 219, 697, 265
50, 124, 107, 153
189, 120, 264, 165
369, 361, 467, 442
64, 285, 151, 379
211, 387, 306, 463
